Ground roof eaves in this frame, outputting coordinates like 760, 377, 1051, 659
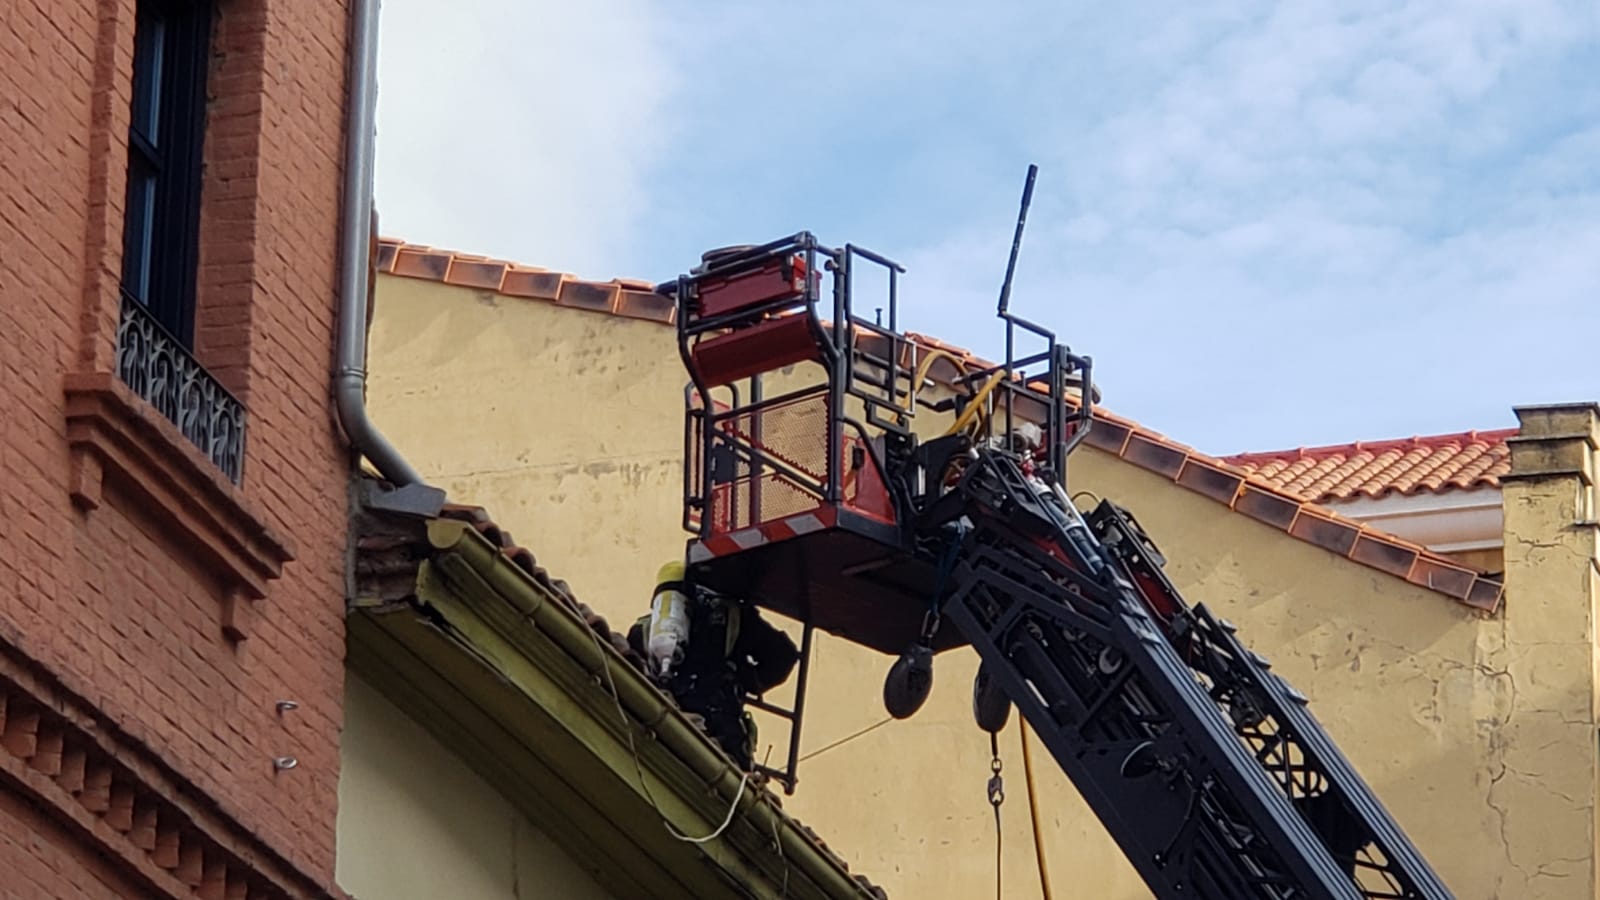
352, 486, 885, 899
420, 517, 885, 899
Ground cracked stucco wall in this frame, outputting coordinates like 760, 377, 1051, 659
368, 274, 1596, 899
1488, 405, 1600, 899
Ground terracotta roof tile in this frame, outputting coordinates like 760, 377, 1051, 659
557, 279, 620, 314
616, 288, 675, 323
391, 245, 451, 281
358, 486, 885, 896
444, 258, 510, 291
379, 238, 674, 324
373, 238, 1503, 613
1220, 430, 1516, 502
502, 269, 563, 301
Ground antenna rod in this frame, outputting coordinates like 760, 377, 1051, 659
996, 163, 1038, 316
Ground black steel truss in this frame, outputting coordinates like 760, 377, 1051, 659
1086, 501, 1452, 899
927, 451, 1452, 900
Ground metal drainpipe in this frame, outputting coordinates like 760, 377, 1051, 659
334, 0, 425, 489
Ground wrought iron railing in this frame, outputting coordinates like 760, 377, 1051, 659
115, 291, 246, 483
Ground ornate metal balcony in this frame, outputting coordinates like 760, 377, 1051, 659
115, 292, 246, 483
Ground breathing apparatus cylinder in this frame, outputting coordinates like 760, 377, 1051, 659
648, 560, 692, 677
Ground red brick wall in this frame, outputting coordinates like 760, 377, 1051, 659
0, 788, 143, 900
1, 0, 351, 891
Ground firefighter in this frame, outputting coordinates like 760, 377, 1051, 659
628, 560, 799, 770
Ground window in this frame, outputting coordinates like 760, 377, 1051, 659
113, 0, 243, 484
121, 0, 212, 347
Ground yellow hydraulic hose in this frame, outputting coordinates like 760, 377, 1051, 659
945, 371, 1006, 438
912, 347, 971, 387
1020, 720, 1057, 899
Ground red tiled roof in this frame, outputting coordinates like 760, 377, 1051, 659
374, 239, 1504, 613
357, 484, 886, 897
1220, 430, 1516, 502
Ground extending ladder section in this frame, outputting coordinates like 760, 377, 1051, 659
927, 449, 1453, 900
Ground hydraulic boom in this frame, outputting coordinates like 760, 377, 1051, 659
659, 180, 1454, 898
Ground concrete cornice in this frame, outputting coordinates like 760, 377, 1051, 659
1505, 404, 1598, 485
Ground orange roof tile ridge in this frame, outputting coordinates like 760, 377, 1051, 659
1072, 407, 1503, 611
1223, 427, 1519, 465
377, 238, 677, 325
375, 237, 1502, 612
1220, 426, 1515, 503
924, 359, 1503, 611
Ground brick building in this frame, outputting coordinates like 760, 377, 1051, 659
1, 0, 364, 895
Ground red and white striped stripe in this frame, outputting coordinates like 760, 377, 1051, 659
689, 507, 837, 562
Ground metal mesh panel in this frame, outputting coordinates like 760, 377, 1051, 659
688, 391, 832, 535
723, 392, 829, 483
711, 472, 820, 531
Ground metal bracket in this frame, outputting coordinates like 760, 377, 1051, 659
359, 479, 447, 517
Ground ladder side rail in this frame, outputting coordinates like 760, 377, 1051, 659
943, 555, 1265, 898
936, 453, 1362, 899
942, 519, 1354, 900
1088, 502, 1452, 899
1188, 606, 1455, 899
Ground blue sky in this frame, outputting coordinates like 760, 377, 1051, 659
373, 0, 1600, 454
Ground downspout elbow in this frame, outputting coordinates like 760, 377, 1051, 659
336, 0, 431, 497
335, 366, 423, 486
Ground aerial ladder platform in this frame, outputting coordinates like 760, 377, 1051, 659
654, 171, 1454, 900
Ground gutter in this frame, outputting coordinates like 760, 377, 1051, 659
334, 0, 436, 500
426, 518, 880, 900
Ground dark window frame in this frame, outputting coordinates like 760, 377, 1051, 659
121, 0, 212, 349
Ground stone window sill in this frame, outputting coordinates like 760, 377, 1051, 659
62, 371, 295, 640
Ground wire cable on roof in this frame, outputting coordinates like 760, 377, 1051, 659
670, 771, 753, 844
586, 624, 757, 845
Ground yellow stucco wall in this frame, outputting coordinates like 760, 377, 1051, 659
1492, 407, 1600, 898
367, 273, 1595, 899
335, 673, 614, 900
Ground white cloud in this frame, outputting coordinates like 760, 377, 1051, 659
892, 0, 1600, 449
372, 0, 682, 278
368, 0, 1598, 449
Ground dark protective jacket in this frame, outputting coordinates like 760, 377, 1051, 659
628, 587, 798, 766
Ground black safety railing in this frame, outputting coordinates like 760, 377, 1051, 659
115, 290, 246, 483
995, 165, 1093, 481
840, 243, 916, 437
668, 233, 911, 541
